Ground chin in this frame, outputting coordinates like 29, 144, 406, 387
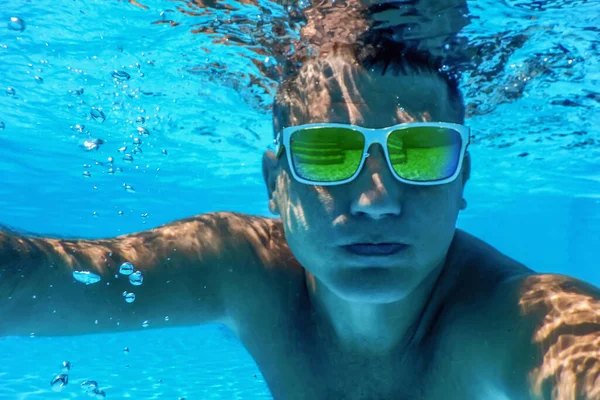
328, 268, 419, 304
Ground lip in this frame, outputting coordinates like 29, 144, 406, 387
341, 243, 409, 256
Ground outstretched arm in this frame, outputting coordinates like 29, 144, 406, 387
0, 212, 281, 336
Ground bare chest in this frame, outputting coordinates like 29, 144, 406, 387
237, 322, 476, 400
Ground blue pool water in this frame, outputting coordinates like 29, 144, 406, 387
0, 0, 599, 398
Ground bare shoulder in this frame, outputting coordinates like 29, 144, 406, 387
441, 231, 600, 399
493, 272, 600, 399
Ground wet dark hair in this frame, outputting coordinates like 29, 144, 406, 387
273, 38, 465, 136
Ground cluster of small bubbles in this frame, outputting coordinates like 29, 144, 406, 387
83, 138, 104, 151
50, 373, 69, 392
124, 184, 135, 193
83, 171, 91, 178
34, 76, 44, 84
90, 107, 106, 123
111, 70, 131, 81
123, 292, 136, 303
142, 320, 149, 328
123, 154, 133, 162
8, 17, 26, 32
137, 126, 149, 136
6, 87, 16, 96
129, 270, 144, 286
73, 270, 102, 285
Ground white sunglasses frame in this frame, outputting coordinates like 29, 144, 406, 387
275, 122, 470, 186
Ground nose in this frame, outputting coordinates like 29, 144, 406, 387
349, 144, 403, 220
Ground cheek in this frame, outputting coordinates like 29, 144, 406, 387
409, 185, 463, 227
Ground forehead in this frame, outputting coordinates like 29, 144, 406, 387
293, 67, 460, 128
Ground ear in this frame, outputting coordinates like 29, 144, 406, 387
262, 150, 280, 215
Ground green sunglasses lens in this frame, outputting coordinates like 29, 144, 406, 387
290, 127, 364, 182
387, 127, 462, 182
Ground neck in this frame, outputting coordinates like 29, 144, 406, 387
307, 261, 447, 356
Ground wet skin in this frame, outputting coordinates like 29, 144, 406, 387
1, 69, 600, 399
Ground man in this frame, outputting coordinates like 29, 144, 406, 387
1, 30, 599, 400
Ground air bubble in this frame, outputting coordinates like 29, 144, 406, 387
60, 361, 71, 373
129, 270, 143, 286
73, 271, 102, 285
81, 380, 98, 393
90, 108, 106, 122
0, 121, 4, 130
50, 374, 69, 392
8, 17, 26, 32
6, 87, 16, 96
35, 76, 44, 84
124, 292, 136, 303
142, 320, 149, 328
83, 138, 104, 151
123, 154, 133, 162
137, 126, 149, 136
111, 70, 131, 81
71, 124, 85, 133
133, 137, 141, 146
124, 185, 135, 193
119, 262, 135, 275
69, 87, 84, 96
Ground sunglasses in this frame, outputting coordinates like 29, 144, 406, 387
274, 122, 470, 186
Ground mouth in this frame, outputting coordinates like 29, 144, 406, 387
341, 243, 409, 256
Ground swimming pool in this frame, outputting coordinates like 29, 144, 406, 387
0, 0, 598, 398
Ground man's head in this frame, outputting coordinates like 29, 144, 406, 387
262, 40, 470, 304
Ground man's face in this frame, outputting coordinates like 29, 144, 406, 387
263, 65, 469, 303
